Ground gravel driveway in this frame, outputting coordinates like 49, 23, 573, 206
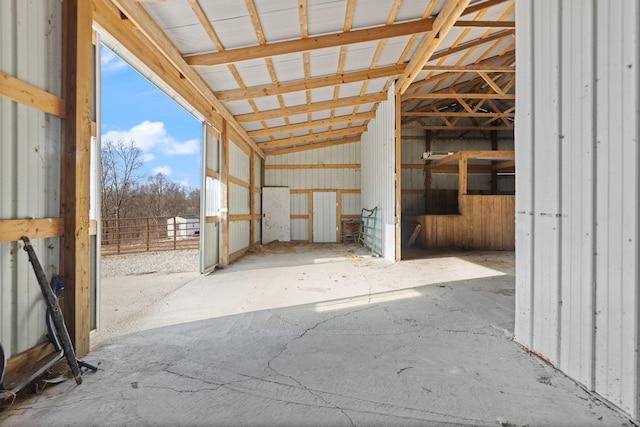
100, 249, 199, 277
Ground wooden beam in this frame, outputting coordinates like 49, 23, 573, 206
462, 0, 513, 16
264, 136, 361, 155
228, 175, 250, 188
248, 111, 375, 138
249, 149, 255, 246
454, 20, 515, 28
396, 0, 472, 94
184, 18, 434, 66
220, 120, 229, 266
404, 125, 513, 131
0, 218, 64, 243
235, 93, 386, 122
421, 65, 514, 72
216, 64, 406, 101
401, 111, 514, 118
403, 93, 515, 100
0, 72, 65, 117
264, 164, 359, 170
478, 71, 504, 94
429, 30, 515, 61
493, 159, 515, 170
259, 126, 366, 149
394, 86, 401, 261
426, 150, 514, 169
61, 0, 93, 357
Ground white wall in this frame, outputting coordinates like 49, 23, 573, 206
360, 83, 396, 260
515, 0, 640, 419
0, 0, 62, 358
265, 143, 360, 242
228, 141, 251, 255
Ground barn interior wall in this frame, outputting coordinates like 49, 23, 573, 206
360, 84, 396, 260
401, 130, 514, 216
0, 0, 63, 359
228, 140, 252, 257
515, 0, 640, 419
264, 143, 360, 242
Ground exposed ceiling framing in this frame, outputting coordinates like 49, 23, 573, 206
99, 0, 515, 156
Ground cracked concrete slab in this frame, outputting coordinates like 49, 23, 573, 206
0, 244, 634, 426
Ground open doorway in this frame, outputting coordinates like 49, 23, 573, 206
93, 42, 203, 347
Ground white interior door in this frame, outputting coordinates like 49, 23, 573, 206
200, 124, 220, 273
262, 187, 290, 244
313, 192, 337, 242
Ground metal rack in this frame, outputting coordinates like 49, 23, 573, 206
357, 207, 378, 256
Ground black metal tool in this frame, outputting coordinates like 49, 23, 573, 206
21, 236, 82, 385
46, 275, 98, 373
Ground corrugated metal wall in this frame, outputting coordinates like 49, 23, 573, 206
265, 142, 360, 242
360, 84, 395, 260
265, 144, 360, 189
515, 0, 640, 419
253, 154, 262, 244
0, 0, 62, 358
228, 141, 251, 255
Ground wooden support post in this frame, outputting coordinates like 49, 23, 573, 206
249, 150, 255, 246
491, 128, 498, 194
220, 120, 229, 266
424, 130, 432, 213
394, 89, 402, 261
336, 191, 342, 243
458, 155, 468, 212
60, 0, 93, 357
308, 192, 313, 242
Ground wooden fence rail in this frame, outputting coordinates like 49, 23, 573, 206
101, 215, 200, 255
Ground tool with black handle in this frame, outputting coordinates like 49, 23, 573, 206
21, 236, 82, 385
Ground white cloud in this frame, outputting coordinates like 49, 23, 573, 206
152, 166, 172, 176
162, 139, 199, 155
142, 153, 155, 163
178, 179, 193, 189
101, 49, 127, 73
101, 121, 199, 155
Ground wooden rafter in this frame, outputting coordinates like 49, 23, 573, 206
396, 0, 472, 94
184, 18, 435, 67
216, 64, 406, 101
235, 93, 386, 122
248, 111, 375, 138
429, 29, 514, 61
258, 126, 366, 149
264, 136, 361, 156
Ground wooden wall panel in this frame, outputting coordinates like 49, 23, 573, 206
405, 195, 515, 251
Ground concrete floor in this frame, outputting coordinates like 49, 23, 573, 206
0, 243, 633, 426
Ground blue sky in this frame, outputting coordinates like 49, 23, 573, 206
100, 45, 201, 189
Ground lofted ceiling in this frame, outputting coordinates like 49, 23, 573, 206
101, 0, 515, 156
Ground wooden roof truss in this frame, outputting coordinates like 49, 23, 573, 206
99, 0, 515, 155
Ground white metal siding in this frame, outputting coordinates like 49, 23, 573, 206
229, 183, 250, 215
265, 142, 360, 190
0, 0, 62, 358
265, 142, 361, 241
360, 83, 395, 260
229, 142, 250, 182
228, 141, 251, 254
515, 0, 640, 419
229, 220, 250, 254
264, 168, 360, 190
291, 219, 308, 241
341, 193, 360, 216
312, 192, 337, 242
